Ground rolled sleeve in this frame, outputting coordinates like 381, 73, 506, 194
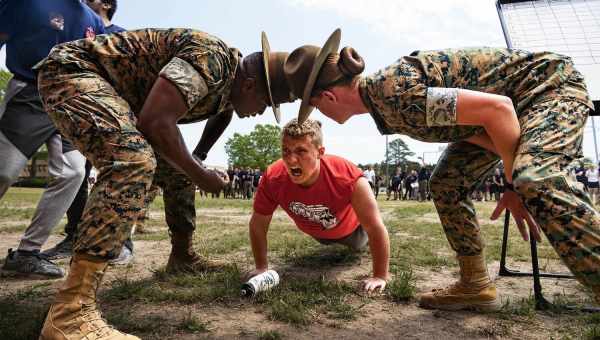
426, 87, 458, 126
159, 57, 208, 109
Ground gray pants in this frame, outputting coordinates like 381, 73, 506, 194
315, 225, 369, 251
0, 131, 85, 252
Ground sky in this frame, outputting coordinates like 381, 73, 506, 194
2, 0, 599, 166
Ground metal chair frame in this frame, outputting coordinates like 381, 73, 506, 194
499, 211, 599, 312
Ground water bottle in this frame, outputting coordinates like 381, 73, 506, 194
241, 270, 280, 297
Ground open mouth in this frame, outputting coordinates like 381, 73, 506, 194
290, 167, 302, 177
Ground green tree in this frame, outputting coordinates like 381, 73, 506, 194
0, 69, 12, 103
387, 137, 414, 166
225, 124, 281, 170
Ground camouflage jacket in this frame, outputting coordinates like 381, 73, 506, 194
359, 47, 593, 142
41, 28, 240, 123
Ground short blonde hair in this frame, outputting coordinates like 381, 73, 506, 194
281, 118, 323, 147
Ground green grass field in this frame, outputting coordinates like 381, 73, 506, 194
0, 188, 597, 340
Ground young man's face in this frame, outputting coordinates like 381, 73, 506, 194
281, 134, 324, 187
84, 0, 105, 15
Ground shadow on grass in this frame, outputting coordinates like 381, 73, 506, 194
0, 285, 51, 340
102, 264, 243, 305
279, 244, 362, 268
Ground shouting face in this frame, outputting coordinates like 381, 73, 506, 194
281, 134, 324, 187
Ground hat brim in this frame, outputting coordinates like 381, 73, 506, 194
297, 28, 341, 124
261, 32, 281, 123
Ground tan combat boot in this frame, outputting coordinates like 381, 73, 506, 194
419, 254, 501, 312
165, 230, 225, 274
39, 255, 139, 340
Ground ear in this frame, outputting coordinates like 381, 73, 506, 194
317, 146, 325, 157
321, 90, 337, 104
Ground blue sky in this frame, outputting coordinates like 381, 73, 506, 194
3, 0, 599, 166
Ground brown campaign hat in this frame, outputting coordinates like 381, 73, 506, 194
261, 32, 296, 123
283, 29, 341, 123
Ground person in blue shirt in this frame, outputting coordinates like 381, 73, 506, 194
83, 0, 125, 34
0, 0, 105, 279
42, 0, 135, 265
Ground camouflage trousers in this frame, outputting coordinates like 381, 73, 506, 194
430, 99, 600, 290
37, 62, 196, 259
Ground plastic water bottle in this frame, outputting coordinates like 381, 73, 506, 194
241, 270, 280, 297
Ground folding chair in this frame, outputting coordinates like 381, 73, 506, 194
498, 211, 600, 312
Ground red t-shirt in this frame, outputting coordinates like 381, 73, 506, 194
253, 155, 363, 239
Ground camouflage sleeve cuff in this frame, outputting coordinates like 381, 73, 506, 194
159, 57, 209, 109
426, 87, 458, 127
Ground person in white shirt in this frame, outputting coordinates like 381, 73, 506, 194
586, 164, 599, 205
363, 166, 376, 194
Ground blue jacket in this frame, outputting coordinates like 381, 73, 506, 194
0, 0, 105, 81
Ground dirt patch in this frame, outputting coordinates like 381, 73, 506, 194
0, 196, 594, 340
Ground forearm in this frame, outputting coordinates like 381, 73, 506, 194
367, 225, 390, 279
193, 110, 233, 157
249, 215, 270, 269
484, 101, 520, 183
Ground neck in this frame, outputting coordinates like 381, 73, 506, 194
345, 78, 369, 117
101, 15, 111, 27
229, 66, 244, 108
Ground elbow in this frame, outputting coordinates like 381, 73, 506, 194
485, 96, 518, 130
137, 117, 166, 139
496, 96, 516, 120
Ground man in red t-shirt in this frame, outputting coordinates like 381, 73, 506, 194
249, 118, 390, 292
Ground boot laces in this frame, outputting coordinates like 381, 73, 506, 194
80, 304, 119, 339
431, 281, 465, 296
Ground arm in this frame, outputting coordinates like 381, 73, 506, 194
351, 177, 390, 290
248, 211, 273, 277
455, 89, 520, 183
136, 76, 225, 193
455, 90, 541, 241
192, 109, 234, 158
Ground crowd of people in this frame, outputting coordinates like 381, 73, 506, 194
202, 160, 600, 209
201, 167, 262, 199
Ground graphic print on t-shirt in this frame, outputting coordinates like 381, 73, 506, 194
289, 202, 338, 230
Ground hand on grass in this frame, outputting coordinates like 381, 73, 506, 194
491, 189, 542, 242
363, 276, 387, 294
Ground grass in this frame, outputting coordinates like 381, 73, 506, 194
253, 276, 361, 325
0, 187, 595, 339
102, 265, 243, 305
387, 269, 417, 302
0, 284, 52, 340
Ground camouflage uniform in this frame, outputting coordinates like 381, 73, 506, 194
359, 47, 600, 290
36, 29, 240, 259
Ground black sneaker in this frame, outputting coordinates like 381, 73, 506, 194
1, 248, 64, 279
41, 235, 74, 260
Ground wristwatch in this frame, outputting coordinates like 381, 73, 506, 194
196, 151, 207, 161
